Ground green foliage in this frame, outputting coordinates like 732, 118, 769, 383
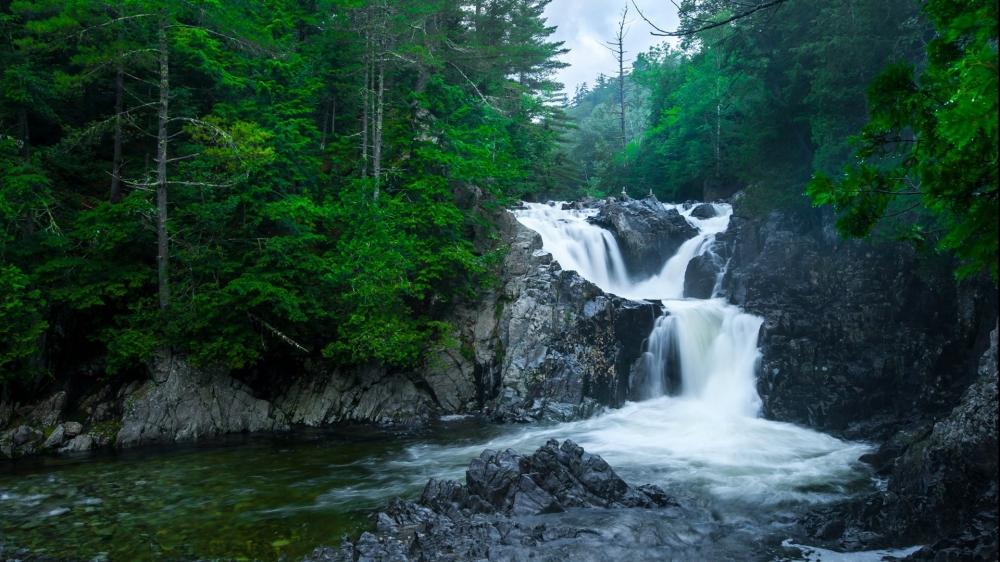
0, 0, 568, 387
562, 0, 927, 206
0, 265, 47, 380
808, 0, 998, 280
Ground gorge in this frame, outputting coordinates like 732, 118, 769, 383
1, 195, 994, 561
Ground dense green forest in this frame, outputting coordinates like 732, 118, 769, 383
562, 0, 996, 278
1, 0, 996, 393
0, 0, 570, 388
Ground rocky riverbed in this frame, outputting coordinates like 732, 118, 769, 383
1, 194, 996, 561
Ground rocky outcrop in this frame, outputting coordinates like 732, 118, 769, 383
304, 440, 738, 562
720, 204, 996, 439
720, 199, 998, 558
274, 364, 437, 427
589, 196, 697, 279
800, 327, 998, 560
470, 212, 658, 421
116, 353, 288, 448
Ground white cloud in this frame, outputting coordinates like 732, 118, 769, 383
543, 0, 680, 95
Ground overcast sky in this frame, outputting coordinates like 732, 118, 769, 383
543, 0, 680, 95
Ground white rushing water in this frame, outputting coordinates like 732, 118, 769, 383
465, 199, 875, 507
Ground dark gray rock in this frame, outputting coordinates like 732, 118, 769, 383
79, 386, 116, 423
589, 196, 697, 279
470, 213, 659, 422
310, 440, 721, 562
720, 205, 997, 440
689, 203, 718, 219
274, 363, 436, 427
26, 391, 66, 428
0, 425, 43, 459
117, 352, 288, 447
59, 433, 95, 454
61, 421, 83, 438
726, 202, 998, 559
11, 425, 40, 446
41, 424, 66, 449
683, 252, 722, 299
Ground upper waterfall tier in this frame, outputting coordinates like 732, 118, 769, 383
512, 200, 731, 301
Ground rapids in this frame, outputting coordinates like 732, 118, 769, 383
508, 200, 872, 507
0, 198, 885, 561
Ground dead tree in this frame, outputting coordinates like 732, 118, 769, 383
607, 5, 629, 150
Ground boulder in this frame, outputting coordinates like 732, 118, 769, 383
12, 425, 40, 446
41, 424, 66, 449
1, 425, 42, 459
683, 252, 721, 299
722, 202, 998, 558
689, 203, 718, 219
425, 439, 671, 516
720, 206, 997, 439
62, 421, 83, 438
589, 196, 698, 279
315, 440, 706, 562
59, 434, 96, 454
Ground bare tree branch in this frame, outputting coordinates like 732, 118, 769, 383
633, 0, 788, 37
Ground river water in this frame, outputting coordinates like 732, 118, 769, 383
0, 201, 895, 561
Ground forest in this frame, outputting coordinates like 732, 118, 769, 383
1, 1, 997, 561
1, 0, 996, 397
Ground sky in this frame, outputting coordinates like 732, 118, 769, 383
543, 0, 680, 96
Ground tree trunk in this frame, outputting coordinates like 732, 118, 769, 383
19, 107, 30, 161
361, 11, 370, 177
714, 54, 721, 179
615, 6, 628, 151
373, 60, 384, 201
156, 13, 170, 312
110, 60, 125, 202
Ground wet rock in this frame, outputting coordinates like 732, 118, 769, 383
117, 353, 288, 448
59, 434, 95, 454
720, 205, 996, 440
317, 440, 707, 562
26, 391, 66, 427
754, 199, 1000, 558
475, 213, 658, 422
62, 421, 83, 438
41, 424, 66, 449
1, 425, 43, 458
424, 439, 671, 516
689, 203, 718, 219
684, 252, 721, 299
12, 425, 41, 446
589, 196, 697, 279
275, 364, 435, 427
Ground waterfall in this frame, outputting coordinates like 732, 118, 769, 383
513, 201, 762, 411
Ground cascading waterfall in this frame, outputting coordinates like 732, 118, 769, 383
514, 200, 763, 408
505, 200, 871, 506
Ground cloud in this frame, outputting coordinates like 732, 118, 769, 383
543, 0, 679, 95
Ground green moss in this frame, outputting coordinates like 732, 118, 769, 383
90, 419, 123, 442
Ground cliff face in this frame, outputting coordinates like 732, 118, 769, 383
717, 200, 997, 559
720, 205, 996, 440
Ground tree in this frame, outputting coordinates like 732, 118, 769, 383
607, 5, 629, 151
807, 0, 998, 280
